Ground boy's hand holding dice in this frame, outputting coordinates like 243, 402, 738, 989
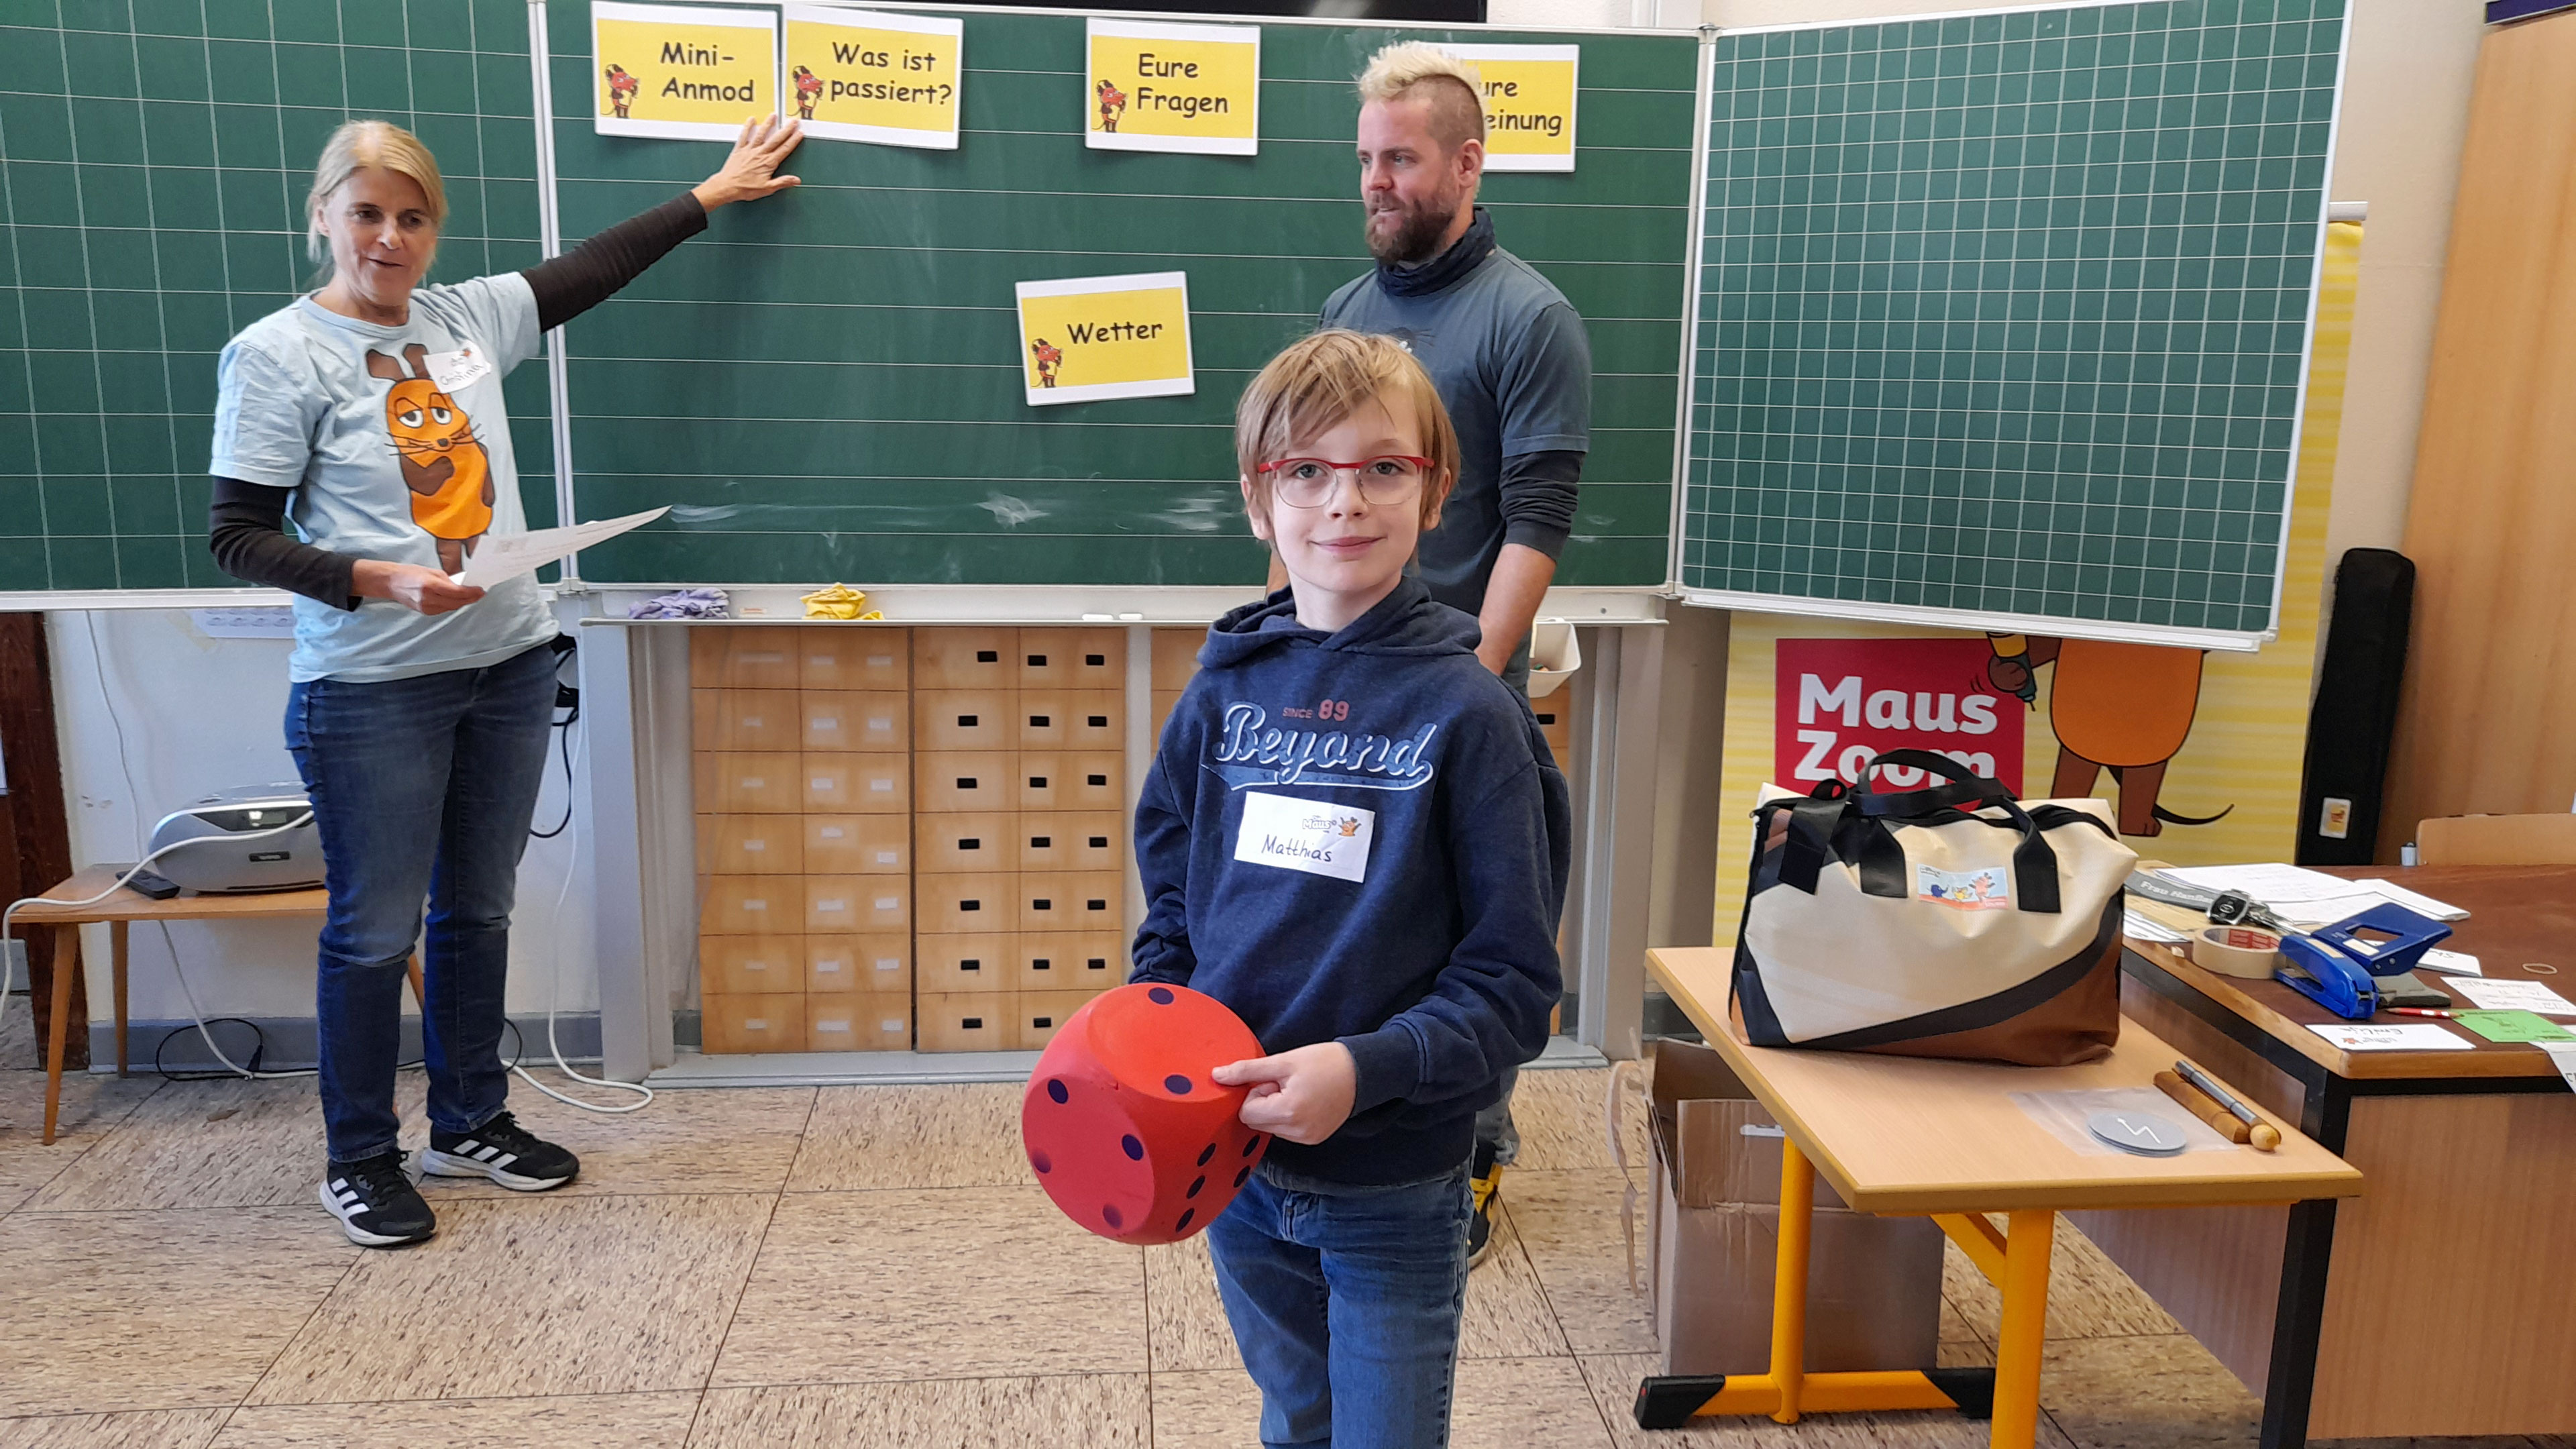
1213, 1043, 1359, 1146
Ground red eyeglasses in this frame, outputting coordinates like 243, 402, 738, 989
1256, 455, 1436, 508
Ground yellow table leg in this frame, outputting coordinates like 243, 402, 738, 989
1770, 1135, 1815, 1424
1991, 1208, 2054, 1449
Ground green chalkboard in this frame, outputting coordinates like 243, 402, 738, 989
0, 0, 560, 595
548, 5, 1699, 587
1680, 0, 2345, 641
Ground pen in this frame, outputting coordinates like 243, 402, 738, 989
2382, 1006, 2456, 1018
2172, 1059, 2282, 1151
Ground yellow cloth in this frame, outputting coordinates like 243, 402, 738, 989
800, 584, 883, 621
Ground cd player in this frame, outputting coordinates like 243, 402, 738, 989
144, 786, 323, 894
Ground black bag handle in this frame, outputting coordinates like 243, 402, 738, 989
1856, 751, 2062, 914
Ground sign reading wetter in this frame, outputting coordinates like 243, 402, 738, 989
1085, 18, 1259, 156
593, 1, 776, 142
1447, 44, 1578, 172
1016, 272, 1195, 407
782, 6, 962, 150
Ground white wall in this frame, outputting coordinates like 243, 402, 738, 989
46, 609, 595, 1032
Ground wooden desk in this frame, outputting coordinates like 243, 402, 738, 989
12, 869, 420, 1144
1638, 947, 2359, 1448
2098, 863, 2576, 1446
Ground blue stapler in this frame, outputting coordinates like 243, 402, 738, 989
2274, 902, 2454, 1020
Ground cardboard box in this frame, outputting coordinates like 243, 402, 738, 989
1644, 1038, 1944, 1375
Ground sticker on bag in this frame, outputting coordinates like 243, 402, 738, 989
1233, 791, 1373, 883
1918, 864, 2010, 910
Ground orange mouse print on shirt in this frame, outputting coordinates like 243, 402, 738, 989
366, 343, 492, 574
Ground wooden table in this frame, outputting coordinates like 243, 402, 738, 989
2098, 863, 2576, 1446
12, 869, 420, 1144
1636, 947, 2361, 1448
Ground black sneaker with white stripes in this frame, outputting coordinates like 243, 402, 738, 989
421, 1111, 580, 1191
320, 1150, 437, 1248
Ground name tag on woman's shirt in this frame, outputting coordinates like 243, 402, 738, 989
1234, 791, 1375, 883
425, 343, 493, 394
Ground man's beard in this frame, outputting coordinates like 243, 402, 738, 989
1365, 194, 1461, 265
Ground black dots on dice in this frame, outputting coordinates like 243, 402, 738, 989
1046, 1079, 1069, 1104
1122, 1134, 1144, 1161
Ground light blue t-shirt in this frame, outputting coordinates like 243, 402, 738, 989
210, 276, 557, 684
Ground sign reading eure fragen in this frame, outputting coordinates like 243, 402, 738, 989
1085, 17, 1260, 157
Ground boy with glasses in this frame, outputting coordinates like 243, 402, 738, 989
1132, 329, 1570, 1447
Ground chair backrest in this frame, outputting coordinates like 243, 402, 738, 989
2416, 814, 2576, 866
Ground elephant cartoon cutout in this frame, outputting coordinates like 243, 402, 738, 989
366, 344, 493, 575
1987, 634, 2231, 838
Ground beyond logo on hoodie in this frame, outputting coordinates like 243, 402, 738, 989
1210, 702, 1439, 792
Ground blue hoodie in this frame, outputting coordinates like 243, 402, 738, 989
1130, 577, 1571, 1186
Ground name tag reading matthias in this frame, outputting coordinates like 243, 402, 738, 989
1085, 17, 1260, 156
1014, 271, 1196, 407
592, 1, 777, 142
1234, 792, 1375, 884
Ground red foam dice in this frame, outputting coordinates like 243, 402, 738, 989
1022, 982, 1271, 1244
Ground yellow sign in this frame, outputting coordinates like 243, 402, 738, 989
782, 5, 962, 151
592, 1, 775, 142
1448, 44, 1579, 172
1016, 272, 1195, 407
1085, 17, 1260, 157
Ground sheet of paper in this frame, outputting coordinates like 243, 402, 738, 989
2444, 977, 2576, 1016
2346, 877, 2469, 920
2540, 1041, 2576, 1093
2450, 1010, 2576, 1044
2163, 863, 2362, 902
2123, 911, 2190, 945
2413, 947, 2480, 977
454, 508, 667, 588
2307, 1021, 2473, 1052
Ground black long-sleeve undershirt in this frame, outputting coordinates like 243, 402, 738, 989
1499, 449, 1582, 561
207, 193, 708, 606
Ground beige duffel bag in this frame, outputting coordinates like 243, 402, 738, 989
1731, 750, 2138, 1067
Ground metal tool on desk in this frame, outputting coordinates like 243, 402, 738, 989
2127, 869, 2296, 935
2275, 902, 2455, 1021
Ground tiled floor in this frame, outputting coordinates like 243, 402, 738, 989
0, 1027, 2520, 1447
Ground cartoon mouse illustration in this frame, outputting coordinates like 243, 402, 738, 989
1095, 78, 1126, 133
366, 344, 492, 574
792, 64, 822, 121
1030, 337, 1063, 388
1988, 634, 2232, 837
604, 64, 640, 119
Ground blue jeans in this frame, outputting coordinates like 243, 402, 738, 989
284, 640, 557, 1161
1206, 1161, 1474, 1449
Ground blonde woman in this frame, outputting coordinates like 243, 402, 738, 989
207, 115, 800, 1247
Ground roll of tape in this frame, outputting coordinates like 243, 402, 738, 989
2193, 925, 2284, 979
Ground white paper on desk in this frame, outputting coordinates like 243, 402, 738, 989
2414, 948, 2481, 977
2347, 877, 2468, 920
2163, 863, 2360, 902
2445, 977, 2576, 1016
2539, 1041, 2576, 1093
453, 508, 667, 588
2307, 1022, 2473, 1051
2123, 911, 2190, 945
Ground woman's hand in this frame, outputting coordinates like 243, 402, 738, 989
1212, 1043, 1358, 1146
353, 559, 484, 616
692, 115, 804, 211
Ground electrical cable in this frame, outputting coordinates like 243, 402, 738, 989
509, 710, 651, 1114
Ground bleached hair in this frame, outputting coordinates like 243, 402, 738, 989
1356, 41, 1485, 149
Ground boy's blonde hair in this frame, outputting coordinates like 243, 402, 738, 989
1357, 41, 1485, 150
1237, 329, 1458, 528
305, 119, 447, 270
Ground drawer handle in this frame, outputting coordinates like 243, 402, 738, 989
1026, 653, 1047, 667
963, 1016, 984, 1029
1029, 714, 1051, 727
1088, 835, 1108, 849
1032, 1016, 1055, 1029
1087, 957, 1107, 969
1032, 898, 1053, 911
1087, 898, 1107, 911
1087, 715, 1108, 728
1030, 835, 1052, 849
959, 838, 981, 849
1087, 774, 1107, 787
1029, 776, 1048, 788
961, 960, 981, 971
1032, 958, 1052, 970
958, 714, 978, 727
976, 650, 998, 663
957, 777, 979, 790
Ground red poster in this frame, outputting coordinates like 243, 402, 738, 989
1774, 637, 2024, 794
